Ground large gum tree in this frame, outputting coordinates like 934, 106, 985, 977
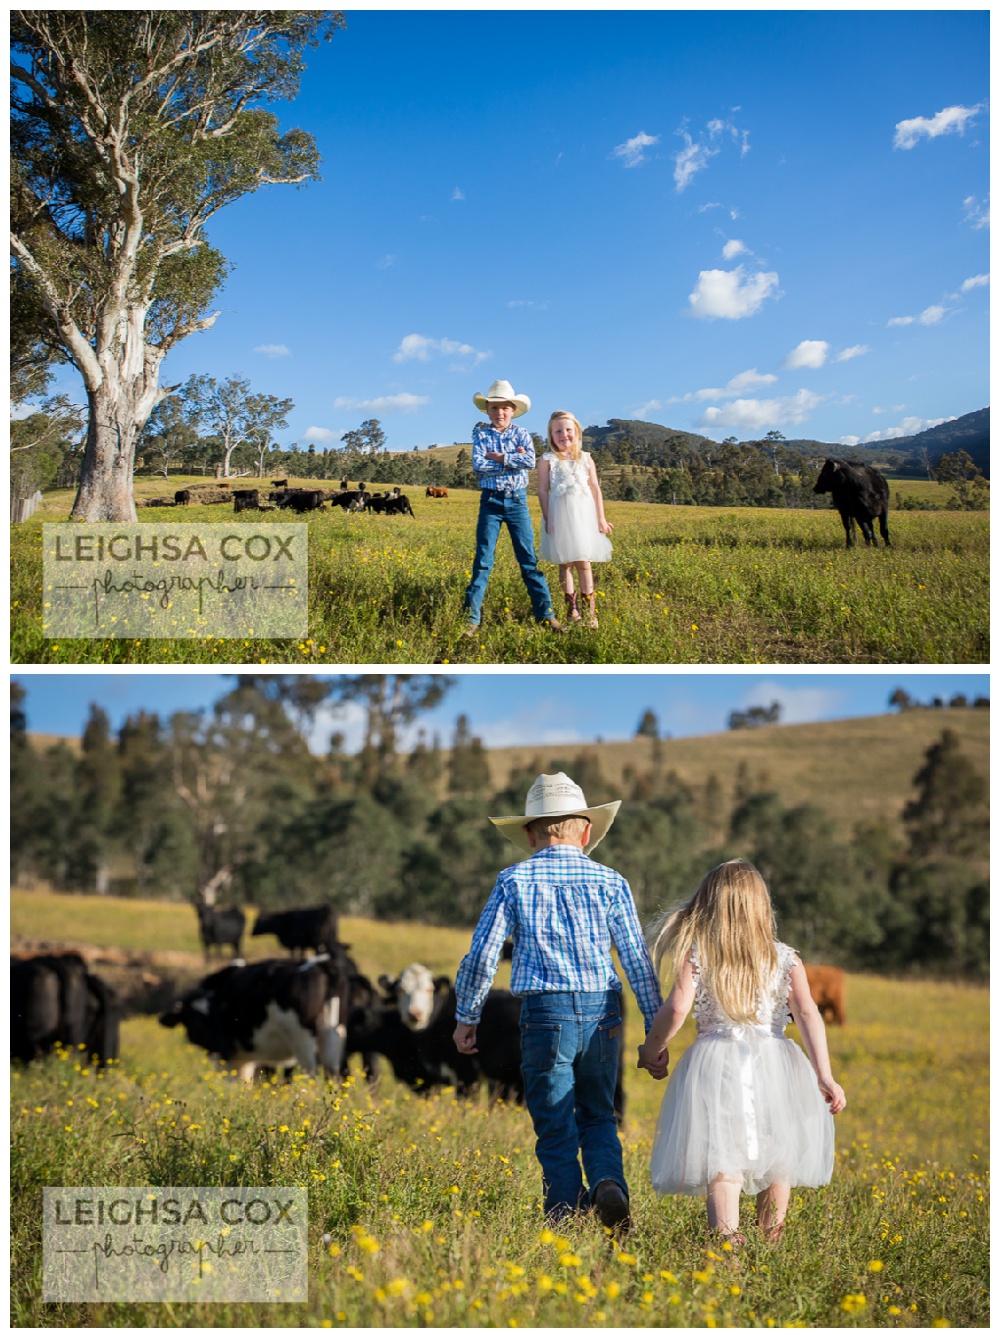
10, 10, 342, 521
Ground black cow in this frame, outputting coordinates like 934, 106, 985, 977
813, 459, 891, 548
233, 489, 260, 514
11, 952, 120, 1066
159, 949, 353, 1081
194, 901, 245, 962
384, 494, 414, 517
174, 489, 191, 506
279, 489, 325, 513
270, 478, 288, 489
251, 905, 339, 957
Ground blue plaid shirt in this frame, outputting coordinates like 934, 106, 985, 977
454, 844, 663, 1031
471, 422, 535, 493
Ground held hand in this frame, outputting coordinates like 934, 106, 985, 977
453, 1023, 478, 1055
819, 1077, 846, 1114
636, 1040, 669, 1080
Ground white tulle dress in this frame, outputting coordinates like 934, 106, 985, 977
650, 942, 835, 1196
539, 451, 613, 565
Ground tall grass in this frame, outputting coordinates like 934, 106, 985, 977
11, 970, 988, 1327
10, 490, 989, 663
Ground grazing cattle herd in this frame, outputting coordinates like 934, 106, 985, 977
11, 901, 848, 1119
154, 462, 898, 553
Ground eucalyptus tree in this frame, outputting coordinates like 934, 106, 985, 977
11, 10, 342, 520
178, 373, 293, 478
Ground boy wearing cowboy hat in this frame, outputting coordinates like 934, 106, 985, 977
464, 379, 561, 634
453, 773, 663, 1230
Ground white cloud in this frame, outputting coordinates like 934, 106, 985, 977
887, 304, 946, 328
507, 299, 550, 310
254, 344, 291, 358
376, 254, 398, 270
674, 133, 718, 190
670, 369, 777, 405
451, 187, 465, 201
612, 130, 659, 168
698, 389, 822, 433
835, 344, 871, 362
302, 426, 345, 443
632, 399, 663, 419
894, 103, 983, 150
688, 265, 780, 320
722, 238, 749, 260
332, 393, 430, 414
723, 369, 778, 395
960, 273, 990, 291
783, 340, 829, 370
862, 414, 956, 443
839, 435, 861, 447
963, 195, 990, 229
674, 117, 749, 191
393, 334, 491, 365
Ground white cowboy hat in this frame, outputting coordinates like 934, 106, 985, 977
490, 772, 621, 856
473, 379, 531, 418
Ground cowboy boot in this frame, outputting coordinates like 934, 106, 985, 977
564, 590, 582, 623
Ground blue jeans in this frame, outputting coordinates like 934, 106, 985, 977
464, 490, 554, 624
519, 990, 626, 1219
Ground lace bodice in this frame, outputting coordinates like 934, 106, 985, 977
544, 451, 592, 499
691, 941, 796, 1038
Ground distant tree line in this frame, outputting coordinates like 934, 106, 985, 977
14, 389, 987, 514
890, 688, 990, 712
11, 677, 988, 980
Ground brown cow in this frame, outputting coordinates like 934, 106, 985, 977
804, 964, 846, 1025
425, 486, 448, 498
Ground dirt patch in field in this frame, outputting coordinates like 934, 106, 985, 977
11, 936, 220, 1016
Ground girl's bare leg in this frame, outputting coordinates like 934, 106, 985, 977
755, 1182, 790, 1241
577, 562, 598, 627
559, 564, 581, 621
706, 1175, 742, 1238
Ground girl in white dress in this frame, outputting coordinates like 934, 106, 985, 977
637, 860, 846, 1245
537, 411, 613, 628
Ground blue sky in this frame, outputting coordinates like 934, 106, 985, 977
40, 9, 991, 453
14, 672, 990, 753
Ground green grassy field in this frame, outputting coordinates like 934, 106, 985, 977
10, 482, 989, 663
9, 893, 990, 1327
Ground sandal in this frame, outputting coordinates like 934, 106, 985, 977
760, 1221, 786, 1244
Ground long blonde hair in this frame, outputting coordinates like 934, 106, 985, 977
648, 860, 778, 1023
547, 411, 583, 461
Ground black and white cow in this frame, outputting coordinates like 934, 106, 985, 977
251, 905, 339, 958
813, 458, 891, 548
378, 964, 524, 1103
383, 961, 627, 1122
11, 952, 120, 1066
158, 949, 353, 1081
